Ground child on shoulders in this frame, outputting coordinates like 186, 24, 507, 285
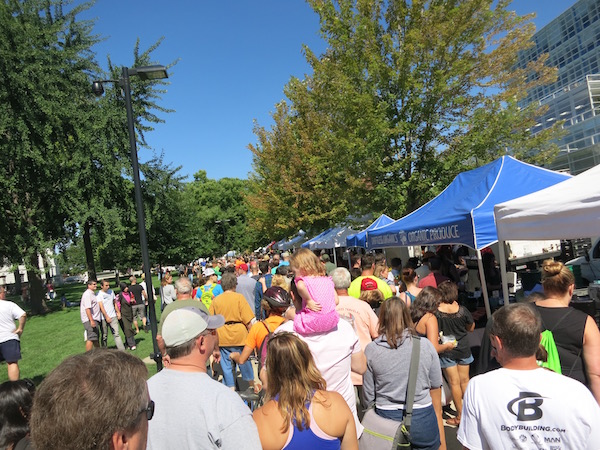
288, 248, 339, 335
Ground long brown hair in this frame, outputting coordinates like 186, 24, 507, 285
378, 298, 414, 348
161, 272, 172, 287
266, 333, 327, 432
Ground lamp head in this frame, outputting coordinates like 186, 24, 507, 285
91, 81, 104, 97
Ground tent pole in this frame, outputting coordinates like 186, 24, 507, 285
477, 249, 492, 319
498, 241, 510, 305
333, 249, 338, 266
348, 250, 352, 270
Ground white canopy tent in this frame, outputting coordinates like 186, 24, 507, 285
494, 164, 600, 303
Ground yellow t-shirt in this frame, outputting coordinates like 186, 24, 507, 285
245, 315, 286, 350
348, 276, 394, 299
209, 291, 255, 346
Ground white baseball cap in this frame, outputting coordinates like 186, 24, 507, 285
162, 307, 224, 347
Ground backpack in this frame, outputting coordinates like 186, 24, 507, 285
538, 308, 573, 375
199, 284, 217, 309
539, 330, 562, 374
258, 321, 274, 370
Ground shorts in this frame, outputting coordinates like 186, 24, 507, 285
439, 354, 474, 369
83, 321, 99, 342
132, 304, 146, 320
0, 339, 22, 363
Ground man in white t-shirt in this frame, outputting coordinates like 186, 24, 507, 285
458, 303, 600, 450
80, 279, 101, 351
276, 278, 367, 437
97, 280, 125, 350
0, 285, 27, 380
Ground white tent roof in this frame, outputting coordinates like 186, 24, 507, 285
494, 164, 600, 241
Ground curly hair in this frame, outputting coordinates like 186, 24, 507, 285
410, 286, 442, 323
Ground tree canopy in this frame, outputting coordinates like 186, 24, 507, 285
248, 0, 562, 238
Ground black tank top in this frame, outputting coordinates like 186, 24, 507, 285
536, 305, 588, 385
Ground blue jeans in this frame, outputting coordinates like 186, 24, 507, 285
375, 405, 440, 450
219, 346, 254, 388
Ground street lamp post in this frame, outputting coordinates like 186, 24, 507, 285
92, 65, 168, 371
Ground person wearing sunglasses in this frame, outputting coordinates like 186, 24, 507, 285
147, 306, 262, 449
29, 350, 151, 450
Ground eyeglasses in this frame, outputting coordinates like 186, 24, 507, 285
139, 400, 155, 421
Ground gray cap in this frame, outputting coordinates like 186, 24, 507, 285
162, 307, 224, 347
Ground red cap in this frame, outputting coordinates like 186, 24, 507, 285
361, 277, 378, 291
239, 263, 248, 272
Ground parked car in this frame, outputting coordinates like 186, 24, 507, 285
63, 275, 85, 284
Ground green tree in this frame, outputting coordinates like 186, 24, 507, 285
249, 0, 561, 236
141, 154, 194, 265
74, 38, 174, 279
184, 171, 258, 257
0, 0, 99, 313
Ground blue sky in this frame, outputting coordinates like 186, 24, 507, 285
82, 0, 578, 181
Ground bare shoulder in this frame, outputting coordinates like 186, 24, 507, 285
312, 390, 353, 437
253, 401, 287, 450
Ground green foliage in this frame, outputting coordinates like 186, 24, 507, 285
141, 154, 194, 265
184, 171, 258, 257
0, 0, 99, 262
249, 0, 562, 236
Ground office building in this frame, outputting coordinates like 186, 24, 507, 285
517, 0, 600, 173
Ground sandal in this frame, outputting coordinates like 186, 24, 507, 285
446, 417, 461, 426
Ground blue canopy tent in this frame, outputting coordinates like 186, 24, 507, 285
302, 226, 357, 265
278, 230, 307, 251
366, 156, 571, 317
346, 214, 395, 248
301, 228, 333, 250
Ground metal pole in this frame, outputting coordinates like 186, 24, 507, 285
122, 67, 162, 371
476, 249, 492, 319
498, 240, 510, 305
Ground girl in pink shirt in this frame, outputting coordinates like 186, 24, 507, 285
289, 249, 339, 335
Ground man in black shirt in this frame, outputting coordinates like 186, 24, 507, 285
129, 275, 148, 333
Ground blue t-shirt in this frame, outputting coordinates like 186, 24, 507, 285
195, 282, 224, 299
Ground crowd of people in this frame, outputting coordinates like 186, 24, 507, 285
1, 248, 600, 450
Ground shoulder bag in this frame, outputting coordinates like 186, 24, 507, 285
359, 336, 420, 450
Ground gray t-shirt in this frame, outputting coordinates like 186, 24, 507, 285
147, 370, 261, 449
363, 332, 442, 409
236, 275, 257, 313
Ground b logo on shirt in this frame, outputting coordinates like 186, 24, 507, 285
507, 392, 544, 421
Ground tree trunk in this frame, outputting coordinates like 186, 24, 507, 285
27, 252, 47, 315
83, 220, 97, 280
13, 269, 22, 295
115, 269, 120, 286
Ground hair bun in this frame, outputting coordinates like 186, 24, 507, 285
542, 260, 563, 277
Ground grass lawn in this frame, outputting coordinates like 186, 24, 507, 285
0, 276, 163, 385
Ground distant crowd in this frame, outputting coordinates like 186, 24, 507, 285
1, 247, 599, 449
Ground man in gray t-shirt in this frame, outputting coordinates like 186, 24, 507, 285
147, 306, 261, 449
236, 263, 257, 313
